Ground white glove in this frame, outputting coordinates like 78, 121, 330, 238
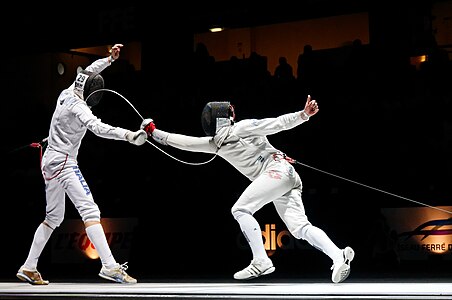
125, 129, 147, 146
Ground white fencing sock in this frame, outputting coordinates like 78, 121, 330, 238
301, 225, 343, 262
23, 223, 53, 270
85, 223, 117, 268
235, 212, 269, 260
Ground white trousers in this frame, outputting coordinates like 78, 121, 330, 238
231, 158, 310, 239
41, 149, 101, 229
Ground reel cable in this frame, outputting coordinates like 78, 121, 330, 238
89, 89, 217, 166
293, 159, 452, 215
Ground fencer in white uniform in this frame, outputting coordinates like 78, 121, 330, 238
141, 95, 354, 283
17, 44, 146, 285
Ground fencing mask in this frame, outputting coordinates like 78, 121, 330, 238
74, 70, 104, 107
201, 101, 235, 136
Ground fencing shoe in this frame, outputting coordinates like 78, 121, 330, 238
331, 246, 355, 283
99, 262, 137, 284
234, 258, 275, 280
16, 266, 49, 285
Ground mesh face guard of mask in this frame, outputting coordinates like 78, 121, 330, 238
201, 101, 235, 136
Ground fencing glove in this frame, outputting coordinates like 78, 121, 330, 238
125, 129, 147, 146
141, 118, 156, 135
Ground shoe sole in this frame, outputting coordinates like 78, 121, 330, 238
99, 273, 137, 284
234, 266, 275, 280
332, 247, 355, 284
16, 272, 49, 285
16, 273, 30, 283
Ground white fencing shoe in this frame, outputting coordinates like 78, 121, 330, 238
331, 246, 355, 283
234, 258, 275, 280
99, 262, 137, 284
16, 266, 49, 285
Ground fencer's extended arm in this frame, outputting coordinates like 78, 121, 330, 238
72, 102, 146, 145
152, 129, 217, 154
233, 95, 318, 137
233, 111, 309, 137
84, 57, 112, 75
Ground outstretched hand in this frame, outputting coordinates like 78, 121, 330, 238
125, 129, 147, 146
303, 95, 319, 117
110, 44, 123, 60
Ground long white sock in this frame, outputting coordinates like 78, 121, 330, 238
236, 213, 268, 260
23, 223, 53, 271
302, 225, 343, 262
85, 223, 116, 268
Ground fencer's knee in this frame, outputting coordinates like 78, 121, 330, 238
45, 208, 65, 228
296, 224, 312, 240
231, 208, 251, 220
84, 219, 101, 227
283, 222, 311, 240
45, 215, 64, 229
79, 206, 101, 223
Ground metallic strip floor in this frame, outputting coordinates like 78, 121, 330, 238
1, 281, 452, 300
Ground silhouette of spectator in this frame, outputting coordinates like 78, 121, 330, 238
296, 44, 316, 91
272, 56, 296, 104
246, 51, 271, 83
343, 39, 371, 101
344, 39, 368, 74
193, 42, 215, 66
244, 52, 271, 89
191, 42, 217, 96
274, 56, 295, 82
224, 55, 246, 95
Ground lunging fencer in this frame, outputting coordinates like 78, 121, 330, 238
141, 95, 354, 283
17, 44, 146, 285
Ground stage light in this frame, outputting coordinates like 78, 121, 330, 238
209, 26, 224, 32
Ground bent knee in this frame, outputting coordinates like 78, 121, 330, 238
45, 215, 63, 229
45, 209, 65, 228
42, 220, 56, 230
79, 205, 100, 223
292, 223, 312, 239
231, 208, 252, 220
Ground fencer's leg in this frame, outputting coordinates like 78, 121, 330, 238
85, 221, 117, 268
272, 186, 343, 261
21, 222, 54, 271
232, 210, 268, 260
17, 222, 53, 285
231, 167, 293, 260
230, 168, 292, 279
231, 210, 275, 280
85, 221, 137, 284
299, 225, 343, 261
61, 161, 116, 269
18, 156, 67, 285
300, 226, 354, 283
274, 187, 354, 283
21, 174, 65, 272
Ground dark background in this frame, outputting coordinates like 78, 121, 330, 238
2, 1, 452, 283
